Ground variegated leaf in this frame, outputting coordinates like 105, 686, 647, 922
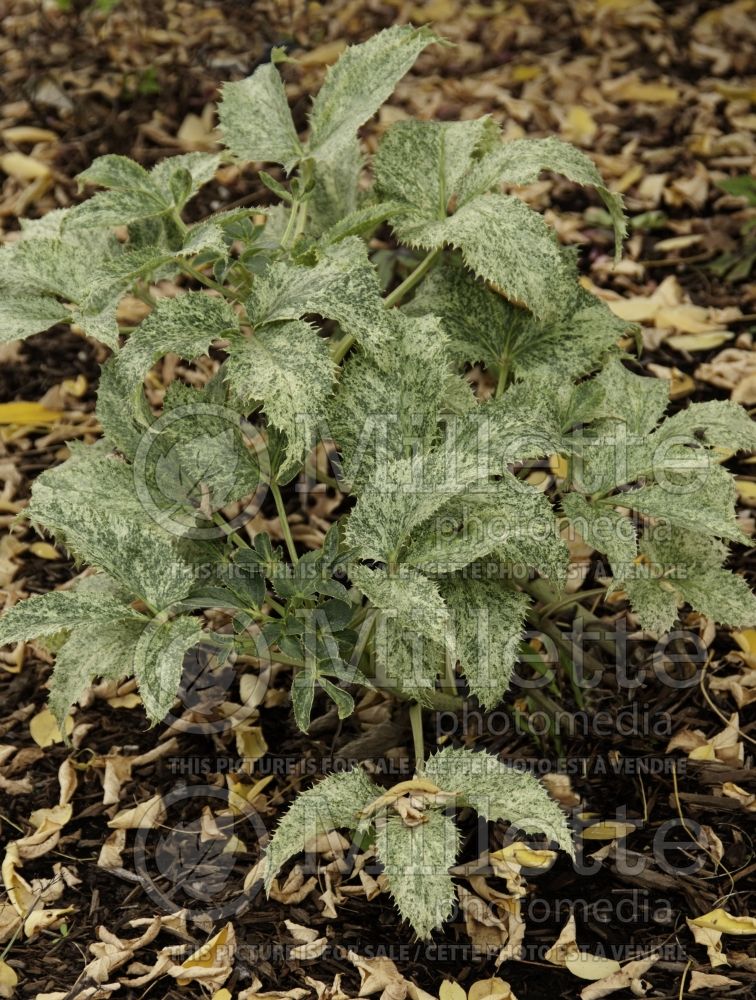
440, 578, 530, 709
308, 25, 436, 162
262, 768, 378, 890
457, 135, 627, 260
0, 591, 144, 645
219, 63, 303, 169
425, 746, 573, 854
225, 320, 333, 475
375, 809, 458, 939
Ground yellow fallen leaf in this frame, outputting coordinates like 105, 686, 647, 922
582, 819, 635, 840
226, 774, 274, 813
733, 629, 756, 663
108, 794, 165, 830
29, 709, 73, 748
654, 234, 703, 253
0, 152, 51, 181
177, 922, 235, 986
614, 164, 644, 194
234, 724, 268, 767
686, 917, 727, 967
212, 990, 233, 1000
655, 304, 713, 333
691, 909, 756, 935
106, 693, 142, 709
610, 79, 679, 103
511, 64, 540, 82
721, 782, 756, 811
0, 402, 62, 426
714, 81, 756, 103
689, 971, 739, 991
565, 953, 622, 981
29, 542, 60, 560
440, 983, 467, 1000
0, 959, 17, 998
608, 298, 658, 323
735, 479, 756, 505
298, 39, 347, 66
549, 454, 569, 479
563, 106, 597, 145
61, 374, 88, 397
24, 906, 74, 938
2, 126, 58, 143
491, 843, 556, 870
410, 0, 457, 20
469, 978, 517, 1000
666, 331, 733, 351
29, 804, 72, 830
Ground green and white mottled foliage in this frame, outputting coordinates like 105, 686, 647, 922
261, 747, 571, 937
1, 26, 754, 940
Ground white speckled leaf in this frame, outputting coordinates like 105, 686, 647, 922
440, 578, 529, 709
118, 292, 240, 395
247, 238, 394, 357
349, 563, 450, 648
308, 25, 436, 162
561, 493, 637, 579
133, 614, 204, 723
65, 188, 171, 231
225, 320, 333, 473
77, 154, 156, 193
328, 312, 451, 489
0, 294, 71, 342
655, 399, 756, 453
375, 809, 458, 939
395, 193, 575, 322
308, 136, 363, 235
0, 591, 144, 646
150, 152, 221, 201
404, 475, 567, 583
425, 746, 573, 854
593, 358, 669, 435
619, 526, 756, 632
218, 62, 302, 169
406, 257, 630, 378
375, 118, 496, 220
616, 461, 745, 542
458, 135, 627, 260
48, 619, 146, 727
262, 768, 378, 891
27, 446, 199, 608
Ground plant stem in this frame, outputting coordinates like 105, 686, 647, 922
271, 480, 298, 564
179, 260, 230, 296
495, 358, 510, 398
409, 701, 425, 772
383, 247, 442, 309
331, 247, 443, 364
540, 587, 608, 619
331, 331, 356, 365
280, 201, 300, 248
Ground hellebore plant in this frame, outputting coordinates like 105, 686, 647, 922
2, 27, 755, 937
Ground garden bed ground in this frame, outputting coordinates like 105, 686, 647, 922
0, 1, 755, 998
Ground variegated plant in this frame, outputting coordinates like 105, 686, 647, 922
2, 27, 755, 938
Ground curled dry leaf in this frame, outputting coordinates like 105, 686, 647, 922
686, 917, 728, 967
578, 955, 659, 1000
690, 908, 756, 935
29, 708, 73, 748
0, 960, 17, 1000
688, 971, 739, 991
107, 794, 165, 830
667, 712, 743, 764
